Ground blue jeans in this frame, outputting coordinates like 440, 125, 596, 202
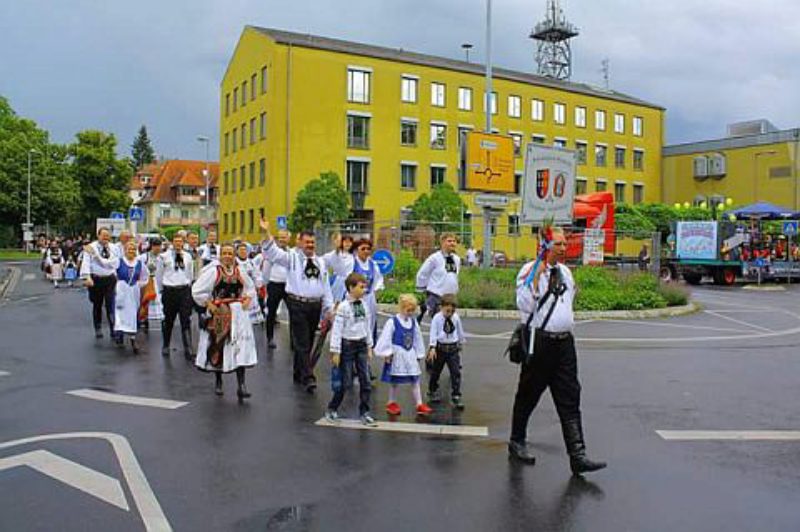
328, 339, 372, 415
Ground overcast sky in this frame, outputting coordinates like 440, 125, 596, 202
1, 0, 798, 160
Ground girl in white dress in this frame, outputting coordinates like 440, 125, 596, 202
235, 243, 264, 325
193, 243, 258, 399
374, 294, 432, 417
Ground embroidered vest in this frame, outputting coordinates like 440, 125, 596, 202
391, 316, 416, 351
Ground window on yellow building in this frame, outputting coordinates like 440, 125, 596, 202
430, 166, 446, 187
250, 74, 257, 101
260, 113, 266, 139
510, 133, 522, 157
250, 118, 256, 145
239, 210, 245, 233
224, 133, 229, 156
346, 161, 369, 194
347, 69, 371, 103
260, 66, 267, 94
231, 168, 237, 193
532, 134, 546, 144
401, 121, 417, 146
614, 182, 626, 203
232, 128, 237, 152
633, 149, 644, 171
576, 178, 588, 195
554, 103, 566, 125
225, 93, 230, 117
508, 95, 521, 118
240, 165, 245, 191
633, 116, 643, 137
400, 164, 417, 189
514, 172, 522, 194
249, 162, 255, 189
595, 144, 607, 167
242, 81, 247, 106
430, 123, 447, 149
615, 147, 626, 169
259, 207, 265, 222
223, 213, 229, 234
259, 158, 266, 186
223, 171, 229, 195
595, 110, 606, 131
457, 127, 472, 149
401, 76, 418, 103
508, 214, 520, 236
554, 138, 567, 149
233, 87, 238, 112
596, 179, 607, 192
614, 113, 625, 134
575, 141, 587, 165
458, 87, 472, 111
633, 184, 644, 204
347, 115, 370, 149
532, 99, 544, 121
241, 123, 246, 149
249, 209, 254, 233
431, 82, 446, 107
231, 211, 236, 233
575, 106, 586, 128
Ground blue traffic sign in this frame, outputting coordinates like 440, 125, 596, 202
129, 207, 144, 221
276, 215, 288, 230
783, 221, 798, 235
372, 249, 395, 275
110, 211, 125, 220
755, 257, 766, 268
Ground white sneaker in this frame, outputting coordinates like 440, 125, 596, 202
360, 413, 378, 427
324, 410, 339, 423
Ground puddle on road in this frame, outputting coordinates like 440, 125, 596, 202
235, 504, 314, 531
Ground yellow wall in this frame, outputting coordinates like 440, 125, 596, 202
663, 141, 800, 209
220, 27, 665, 257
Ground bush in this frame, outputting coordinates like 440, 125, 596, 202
658, 283, 689, 307
393, 250, 420, 283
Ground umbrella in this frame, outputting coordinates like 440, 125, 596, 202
725, 201, 799, 220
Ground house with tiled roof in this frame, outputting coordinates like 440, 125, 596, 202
131, 160, 219, 231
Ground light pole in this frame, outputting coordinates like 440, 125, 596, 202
461, 43, 473, 63
196, 135, 211, 228
26, 149, 40, 252
753, 150, 776, 203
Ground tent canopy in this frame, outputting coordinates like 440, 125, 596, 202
725, 201, 799, 220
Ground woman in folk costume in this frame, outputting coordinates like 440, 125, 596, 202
87, 240, 149, 352
235, 242, 264, 325
46, 244, 65, 288
138, 238, 165, 330
193, 242, 258, 399
322, 234, 354, 302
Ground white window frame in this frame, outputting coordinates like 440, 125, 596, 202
531, 98, 544, 121
575, 106, 587, 128
430, 164, 447, 187
401, 75, 419, 103
595, 109, 606, 131
575, 177, 588, 195
508, 95, 521, 118
633, 116, 643, 137
554, 102, 566, 125
632, 182, 645, 204
531, 134, 546, 145
347, 67, 371, 103
614, 113, 625, 134
430, 123, 447, 149
633, 149, 645, 171
553, 137, 568, 148
458, 87, 472, 111
400, 162, 418, 189
431, 82, 446, 107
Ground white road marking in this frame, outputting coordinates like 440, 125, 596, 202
0, 450, 128, 510
66, 389, 188, 410
22, 273, 35, 281
315, 418, 489, 437
0, 371, 9, 377
657, 430, 800, 441
0, 432, 171, 531
704, 310, 774, 333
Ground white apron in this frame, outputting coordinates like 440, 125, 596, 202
114, 279, 141, 334
195, 302, 258, 373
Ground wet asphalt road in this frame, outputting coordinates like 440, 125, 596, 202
1, 260, 799, 531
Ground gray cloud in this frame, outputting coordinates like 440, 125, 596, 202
1, 0, 797, 159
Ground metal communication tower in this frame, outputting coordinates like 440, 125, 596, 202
530, 0, 579, 80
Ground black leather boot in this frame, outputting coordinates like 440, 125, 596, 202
562, 418, 607, 475
181, 328, 194, 360
236, 368, 251, 398
161, 321, 172, 357
214, 372, 223, 396
507, 440, 537, 465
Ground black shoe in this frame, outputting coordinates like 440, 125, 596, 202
451, 395, 465, 410
562, 418, 607, 475
237, 385, 251, 399
305, 382, 317, 394
161, 347, 170, 357
130, 338, 140, 354
181, 329, 195, 360
95, 329, 103, 339
508, 440, 537, 465
267, 340, 277, 349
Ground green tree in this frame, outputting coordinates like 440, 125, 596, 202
409, 182, 469, 237
70, 130, 133, 230
131, 125, 155, 170
288, 171, 350, 232
0, 96, 81, 239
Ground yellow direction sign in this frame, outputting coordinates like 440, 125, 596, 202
464, 132, 515, 193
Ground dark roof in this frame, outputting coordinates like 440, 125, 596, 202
249, 26, 664, 111
663, 128, 800, 156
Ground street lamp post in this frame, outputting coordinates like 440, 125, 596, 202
196, 135, 211, 229
753, 150, 777, 203
26, 149, 40, 253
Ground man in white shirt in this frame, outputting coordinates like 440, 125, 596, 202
80, 227, 117, 338
466, 246, 477, 267
261, 229, 291, 349
112, 230, 132, 259
508, 227, 606, 475
156, 232, 195, 359
415, 232, 461, 323
260, 218, 333, 392
198, 231, 221, 267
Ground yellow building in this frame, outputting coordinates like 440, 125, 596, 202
219, 26, 665, 256
663, 120, 800, 210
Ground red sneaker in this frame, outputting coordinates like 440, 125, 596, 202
386, 402, 401, 415
416, 403, 433, 416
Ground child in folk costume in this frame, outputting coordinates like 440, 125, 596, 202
138, 239, 165, 329
46, 246, 65, 288
375, 294, 433, 417
235, 243, 264, 325
193, 243, 258, 399
64, 254, 78, 288
426, 294, 466, 409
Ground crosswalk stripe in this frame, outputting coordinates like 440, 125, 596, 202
66, 389, 188, 410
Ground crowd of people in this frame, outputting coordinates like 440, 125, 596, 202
43, 218, 605, 474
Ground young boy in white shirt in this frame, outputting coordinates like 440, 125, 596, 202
426, 294, 466, 409
324, 273, 378, 426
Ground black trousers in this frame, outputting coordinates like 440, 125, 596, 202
161, 285, 192, 346
328, 339, 371, 415
417, 291, 442, 324
88, 274, 116, 331
428, 342, 462, 396
510, 333, 581, 444
265, 281, 287, 341
286, 297, 322, 384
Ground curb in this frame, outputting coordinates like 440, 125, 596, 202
0, 266, 21, 300
377, 301, 700, 320
741, 285, 786, 292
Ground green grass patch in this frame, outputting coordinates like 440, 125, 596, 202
0, 249, 39, 261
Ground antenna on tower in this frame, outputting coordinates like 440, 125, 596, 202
530, 0, 579, 80
600, 58, 610, 89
